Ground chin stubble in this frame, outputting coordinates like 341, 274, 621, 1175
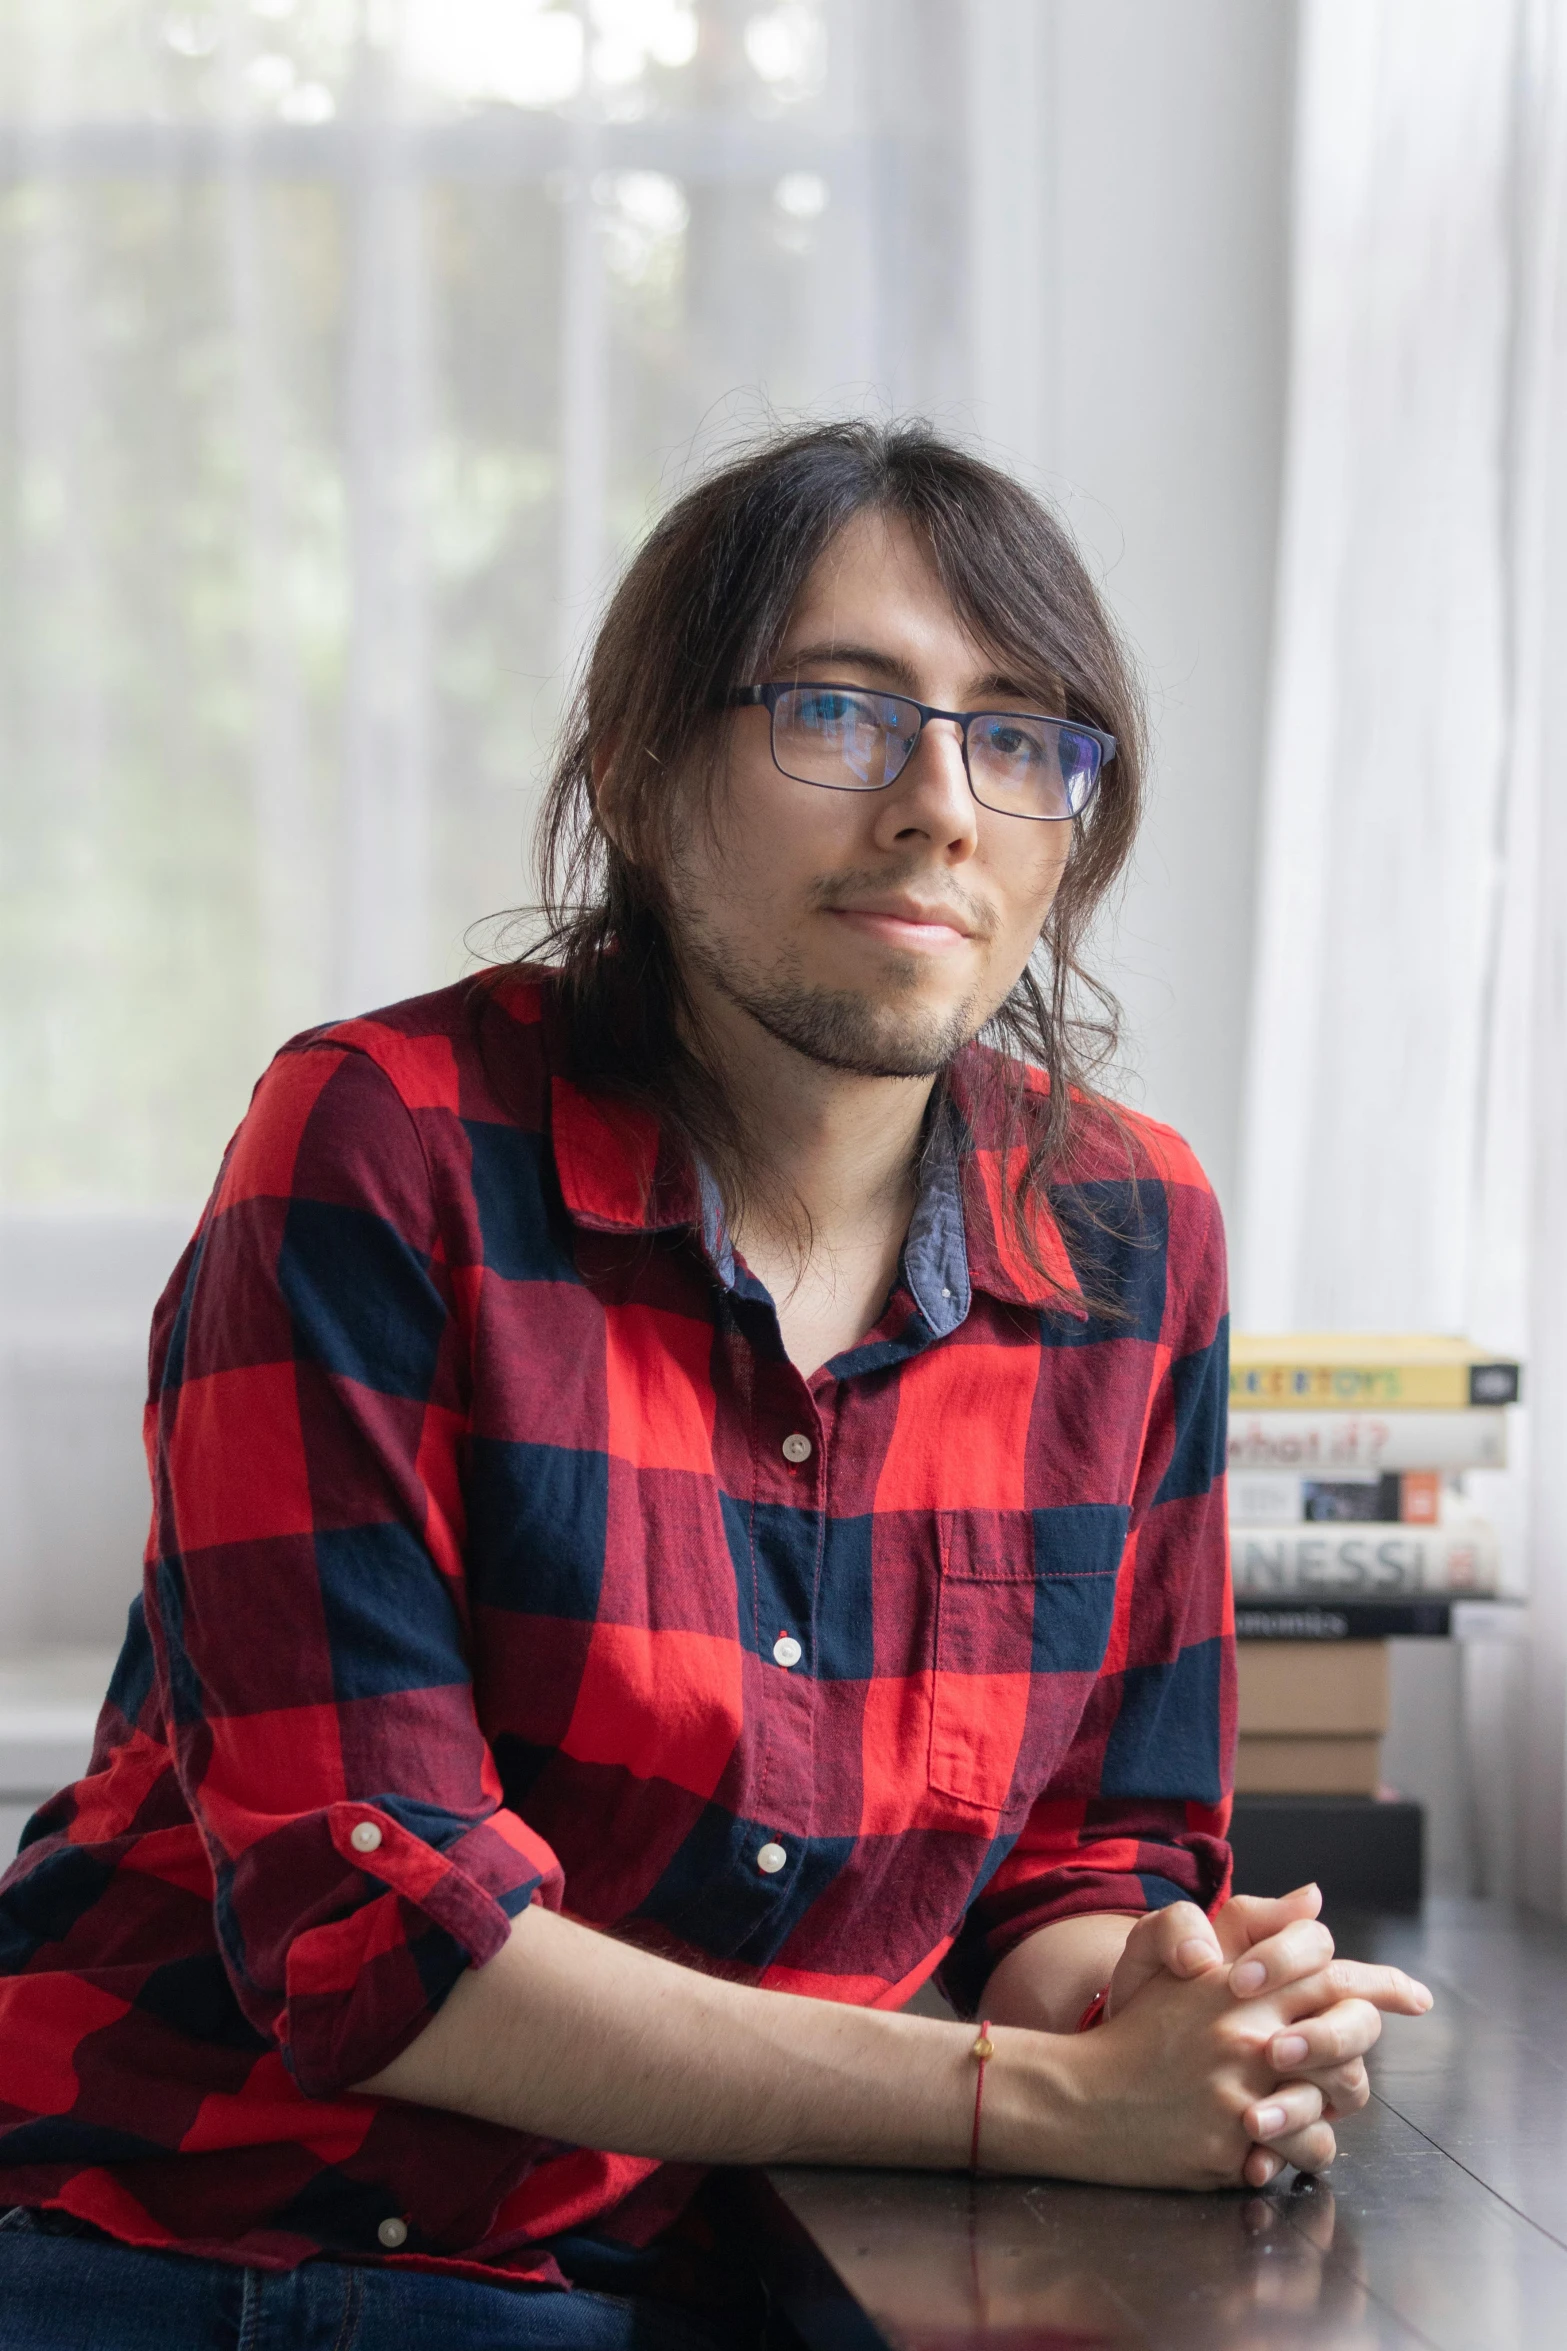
683, 932, 985, 1080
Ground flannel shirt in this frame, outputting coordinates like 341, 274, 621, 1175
0, 969, 1233, 2278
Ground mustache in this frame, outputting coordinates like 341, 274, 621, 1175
806, 866, 998, 939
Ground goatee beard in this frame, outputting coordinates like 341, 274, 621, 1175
690, 950, 981, 1080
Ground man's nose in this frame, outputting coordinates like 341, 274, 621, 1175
875, 718, 978, 853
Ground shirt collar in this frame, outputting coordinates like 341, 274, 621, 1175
548, 1045, 1087, 1324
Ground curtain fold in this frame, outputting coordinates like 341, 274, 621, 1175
1237, 0, 1567, 1910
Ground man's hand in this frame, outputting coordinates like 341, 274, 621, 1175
988, 1942, 1398, 2193
1104, 1882, 1432, 2184
1105, 1881, 1327, 2016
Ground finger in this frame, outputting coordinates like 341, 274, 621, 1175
1244, 2082, 1325, 2144
1310, 2058, 1370, 2119
1227, 1918, 1336, 1998
1106, 1903, 1222, 2016
1268, 1997, 1382, 2072
1273, 1962, 1433, 2024
1243, 2143, 1285, 2188
1269, 2119, 1338, 2176
1148, 1901, 1225, 1976
1213, 1884, 1322, 1962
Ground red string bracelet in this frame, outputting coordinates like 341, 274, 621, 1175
968, 2020, 994, 2174
970, 1990, 1110, 2174
1076, 1986, 1111, 2034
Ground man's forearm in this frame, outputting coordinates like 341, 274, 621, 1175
357, 1901, 1076, 2172
355, 1895, 1415, 2192
979, 1913, 1140, 2034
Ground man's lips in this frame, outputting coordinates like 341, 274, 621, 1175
823, 902, 978, 952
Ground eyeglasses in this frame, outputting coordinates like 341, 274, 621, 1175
724, 682, 1114, 822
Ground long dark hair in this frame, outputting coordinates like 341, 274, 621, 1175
498, 419, 1147, 1278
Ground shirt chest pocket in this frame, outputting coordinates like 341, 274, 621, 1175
929, 1508, 1125, 1818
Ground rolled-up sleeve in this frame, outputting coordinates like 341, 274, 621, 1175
144, 1040, 562, 2098
941, 1153, 1235, 2016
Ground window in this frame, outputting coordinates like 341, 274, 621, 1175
0, 0, 971, 1204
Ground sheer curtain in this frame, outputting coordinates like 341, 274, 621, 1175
0, 0, 979, 1651
1235, 0, 1567, 1910
0, 0, 972, 1208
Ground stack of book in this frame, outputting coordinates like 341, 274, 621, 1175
1228, 1334, 1517, 1800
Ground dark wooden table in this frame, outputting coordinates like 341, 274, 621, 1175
759, 1901, 1567, 2350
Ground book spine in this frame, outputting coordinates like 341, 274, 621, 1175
1230, 1362, 1519, 1409
1227, 1410, 1508, 1473
1235, 1603, 1455, 1640
1230, 1525, 1500, 1597
1227, 1471, 1441, 1526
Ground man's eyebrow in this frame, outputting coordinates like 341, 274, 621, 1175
772, 640, 922, 690
772, 642, 1057, 707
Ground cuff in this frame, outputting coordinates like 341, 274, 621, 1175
939, 1836, 1231, 2017
280, 1800, 561, 2097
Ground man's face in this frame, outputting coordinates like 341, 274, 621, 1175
665, 508, 1075, 1079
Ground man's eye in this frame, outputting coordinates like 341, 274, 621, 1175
798, 692, 864, 729
984, 723, 1045, 765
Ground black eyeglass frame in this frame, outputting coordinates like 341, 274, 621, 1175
722, 682, 1116, 822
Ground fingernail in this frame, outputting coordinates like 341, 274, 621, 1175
1253, 2105, 1287, 2139
1232, 1958, 1266, 1994
1417, 1985, 1434, 2011
1177, 1936, 1216, 1973
1272, 2034, 1309, 2067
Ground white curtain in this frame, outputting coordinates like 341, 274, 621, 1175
0, 0, 972, 1211
0, 0, 977, 1655
1236, 0, 1567, 1910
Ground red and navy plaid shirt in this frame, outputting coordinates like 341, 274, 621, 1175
0, 970, 1233, 2279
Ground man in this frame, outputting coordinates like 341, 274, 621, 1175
0, 424, 1428, 2348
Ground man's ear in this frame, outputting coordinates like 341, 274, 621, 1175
590, 736, 625, 854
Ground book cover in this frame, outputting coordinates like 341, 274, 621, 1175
1230, 1333, 1521, 1410
1227, 1409, 1507, 1473
1230, 1522, 1500, 1598
1228, 1470, 1441, 1526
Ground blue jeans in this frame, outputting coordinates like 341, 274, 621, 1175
0, 2210, 756, 2351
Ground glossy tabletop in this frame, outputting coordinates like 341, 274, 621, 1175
760, 1901, 1567, 2351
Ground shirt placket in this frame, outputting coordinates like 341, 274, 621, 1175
747, 1343, 829, 1867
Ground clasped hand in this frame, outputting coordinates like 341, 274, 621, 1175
1097, 1883, 1432, 2187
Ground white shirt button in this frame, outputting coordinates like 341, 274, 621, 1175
377, 2216, 408, 2249
781, 1432, 812, 1465
349, 1821, 383, 1855
756, 1841, 788, 1875
772, 1635, 803, 1669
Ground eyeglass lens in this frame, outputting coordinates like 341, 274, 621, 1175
770, 686, 1099, 819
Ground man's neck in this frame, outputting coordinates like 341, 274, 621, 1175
694, 988, 935, 1257
685, 989, 938, 1370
